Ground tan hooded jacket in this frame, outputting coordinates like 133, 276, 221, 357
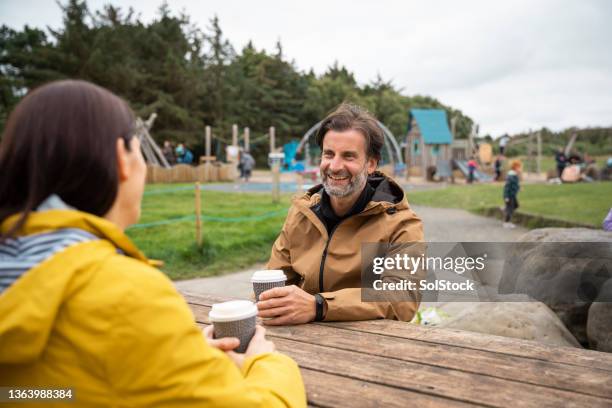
267, 172, 424, 322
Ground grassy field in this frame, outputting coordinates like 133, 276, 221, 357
131, 181, 610, 280
407, 182, 611, 227
128, 184, 291, 280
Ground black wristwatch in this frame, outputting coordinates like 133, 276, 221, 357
314, 293, 325, 321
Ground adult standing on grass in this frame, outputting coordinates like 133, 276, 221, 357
0, 80, 305, 408
259, 103, 424, 324
555, 148, 567, 179
503, 160, 522, 228
494, 154, 504, 181
241, 150, 256, 182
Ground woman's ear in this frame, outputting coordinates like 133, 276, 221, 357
116, 138, 130, 182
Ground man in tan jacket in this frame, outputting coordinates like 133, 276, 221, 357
257, 103, 424, 324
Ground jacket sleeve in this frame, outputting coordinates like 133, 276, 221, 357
267, 206, 302, 286
107, 257, 306, 408
320, 210, 425, 322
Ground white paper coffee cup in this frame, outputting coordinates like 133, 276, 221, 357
209, 300, 258, 353
251, 270, 287, 301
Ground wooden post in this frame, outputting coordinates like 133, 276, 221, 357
244, 127, 250, 152
205, 126, 212, 157
205, 126, 212, 182
232, 124, 238, 147
272, 162, 280, 203
537, 132, 542, 176
404, 135, 410, 181
527, 130, 534, 174
270, 126, 275, 152
195, 182, 202, 246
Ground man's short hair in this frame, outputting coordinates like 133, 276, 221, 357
315, 103, 384, 163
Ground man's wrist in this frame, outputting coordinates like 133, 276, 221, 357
314, 293, 326, 321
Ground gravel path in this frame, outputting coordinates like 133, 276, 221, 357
174, 205, 527, 297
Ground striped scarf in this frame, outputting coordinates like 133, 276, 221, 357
0, 195, 98, 294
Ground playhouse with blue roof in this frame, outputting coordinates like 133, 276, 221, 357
406, 108, 455, 178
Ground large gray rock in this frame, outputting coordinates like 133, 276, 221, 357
587, 280, 612, 352
499, 228, 612, 347
437, 300, 581, 348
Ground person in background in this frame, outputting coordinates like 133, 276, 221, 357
176, 143, 194, 164
240, 150, 255, 182
467, 157, 478, 184
603, 208, 612, 231
498, 134, 509, 155
0, 80, 305, 407
494, 155, 503, 181
503, 160, 522, 228
555, 148, 567, 179
568, 150, 582, 165
162, 140, 176, 165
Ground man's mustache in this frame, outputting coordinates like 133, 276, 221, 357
324, 170, 351, 178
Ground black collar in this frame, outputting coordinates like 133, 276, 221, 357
315, 182, 375, 233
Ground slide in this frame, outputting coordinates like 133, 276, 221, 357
454, 159, 494, 182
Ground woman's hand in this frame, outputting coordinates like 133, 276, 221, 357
203, 325, 275, 368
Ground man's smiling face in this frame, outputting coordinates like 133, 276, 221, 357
320, 129, 377, 199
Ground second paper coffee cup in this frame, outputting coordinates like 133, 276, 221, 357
209, 300, 257, 353
251, 270, 287, 301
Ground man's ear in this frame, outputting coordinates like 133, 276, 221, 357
367, 156, 378, 174
116, 138, 130, 182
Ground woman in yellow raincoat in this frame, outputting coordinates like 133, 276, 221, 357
0, 80, 305, 407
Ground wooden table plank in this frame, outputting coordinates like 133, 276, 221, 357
182, 291, 612, 371
194, 320, 611, 408
189, 301, 612, 399
300, 368, 478, 408
325, 320, 612, 372
189, 300, 612, 407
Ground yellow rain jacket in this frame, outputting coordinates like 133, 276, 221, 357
0, 210, 305, 407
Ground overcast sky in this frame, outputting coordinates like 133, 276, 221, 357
2, 0, 611, 137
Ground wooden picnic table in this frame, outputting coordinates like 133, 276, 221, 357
181, 291, 612, 408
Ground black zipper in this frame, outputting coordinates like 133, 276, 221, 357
315, 203, 384, 293
318, 222, 341, 293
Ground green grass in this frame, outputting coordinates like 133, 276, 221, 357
407, 182, 612, 227
127, 184, 291, 280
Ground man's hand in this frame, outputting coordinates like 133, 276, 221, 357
257, 285, 317, 325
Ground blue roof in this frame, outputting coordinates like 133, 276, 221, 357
410, 109, 453, 144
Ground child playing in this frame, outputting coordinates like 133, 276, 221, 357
467, 157, 478, 184
503, 160, 522, 228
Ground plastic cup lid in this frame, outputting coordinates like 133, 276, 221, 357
208, 300, 258, 322
251, 269, 287, 283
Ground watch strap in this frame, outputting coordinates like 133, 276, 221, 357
314, 293, 324, 321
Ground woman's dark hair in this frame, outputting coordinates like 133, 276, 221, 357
0, 80, 135, 239
315, 103, 384, 163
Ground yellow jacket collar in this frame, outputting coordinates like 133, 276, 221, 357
1, 210, 148, 262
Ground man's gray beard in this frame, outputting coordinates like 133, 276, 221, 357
322, 165, 368, 198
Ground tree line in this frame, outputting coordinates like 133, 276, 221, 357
2, 1, 608, 164
0, 1, 475, 162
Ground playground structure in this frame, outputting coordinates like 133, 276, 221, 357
504, 131, 543, 175
405, 109, 453, 180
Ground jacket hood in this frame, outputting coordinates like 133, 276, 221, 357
298, 171, 408, 213
0, 210, 148, 364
